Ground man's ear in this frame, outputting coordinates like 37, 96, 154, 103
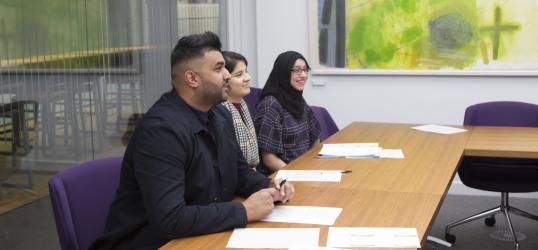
185, 70, 199, 88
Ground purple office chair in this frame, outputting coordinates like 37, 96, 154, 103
49, 157, 123, 250
311, 105, 339, 141
244, 87, 262, 118
445, 101, 538, 250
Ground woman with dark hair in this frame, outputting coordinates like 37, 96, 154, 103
221, 51, 260, 169
255, 51, 321, 176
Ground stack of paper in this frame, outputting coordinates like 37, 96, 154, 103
379, 149, 405, 159
318, 143, 382, 158
326, 227, 421, 248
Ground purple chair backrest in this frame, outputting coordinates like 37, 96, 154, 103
244, 87, 262, 118
464, 101, 538, 127
311, 105, 339, 141
49, 157, 123, 250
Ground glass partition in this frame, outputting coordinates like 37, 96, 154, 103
0, 0, 221, 205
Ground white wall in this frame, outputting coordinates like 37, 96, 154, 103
225, 0, 259, 84
231, 0, 538, 198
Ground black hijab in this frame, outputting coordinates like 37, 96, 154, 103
260, 51, 310, 119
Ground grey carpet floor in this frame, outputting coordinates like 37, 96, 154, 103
0, 194, 537, 249
0, 196, 59, 250
427, 195, 538, 250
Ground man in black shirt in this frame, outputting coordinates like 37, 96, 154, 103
90, 32, 294, 250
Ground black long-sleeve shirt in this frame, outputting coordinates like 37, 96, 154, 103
90, 90, 270, 249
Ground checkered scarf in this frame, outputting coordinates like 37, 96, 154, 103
222, 100, 260, 167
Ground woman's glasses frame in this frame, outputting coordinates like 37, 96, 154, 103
290, 67, 310, 75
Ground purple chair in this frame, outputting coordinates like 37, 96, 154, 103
244, 87, 262, 118
49, 157, 123, 250
311, 105, 339, 141
445, 101, 538, 249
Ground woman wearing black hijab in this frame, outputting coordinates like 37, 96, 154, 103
254, 51, 321, 176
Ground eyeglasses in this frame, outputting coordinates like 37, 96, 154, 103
290, 67, 310, 75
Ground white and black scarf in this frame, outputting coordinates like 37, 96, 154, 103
222, 99, 260, 167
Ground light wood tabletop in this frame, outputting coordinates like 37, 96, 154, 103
286, 122, 470, 196
161, 122, 538, 249
161, 187, 443, 250
161, 122, 476, 250
465, 125, 538, 159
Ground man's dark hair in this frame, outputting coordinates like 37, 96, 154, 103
170, 31, 222, 75
222, 51, 248, 73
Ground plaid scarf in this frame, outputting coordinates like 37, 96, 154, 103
222, 100, 260, 167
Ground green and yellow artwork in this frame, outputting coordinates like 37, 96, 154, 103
343, 0, 538, 71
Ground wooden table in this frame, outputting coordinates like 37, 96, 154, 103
465, 125, 538, 159
287, 122, 470, 196
161, 123, 538, 249
162, 188, 443, 249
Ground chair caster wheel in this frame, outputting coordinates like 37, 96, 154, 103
445, 233, 456, 243
485, 217, 496, 226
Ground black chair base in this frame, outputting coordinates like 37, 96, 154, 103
445, 192, 538, 250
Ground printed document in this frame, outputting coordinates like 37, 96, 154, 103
226, 228, 320, 249
326, 227, 421, 248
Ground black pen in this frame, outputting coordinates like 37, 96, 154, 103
273, 179, 288, 204
341, 170, 352, 174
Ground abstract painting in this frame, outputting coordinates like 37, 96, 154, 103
316, 0, 538, 74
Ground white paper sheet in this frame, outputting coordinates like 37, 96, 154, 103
262, 206, 343, 225
275, 170, 343, 182
326, 227, 421, 248
289, 247, 344, 250
411, 124, 467, 134
318, 143, 382, 158
379, 149, 405, 159
226, 228, 320, 249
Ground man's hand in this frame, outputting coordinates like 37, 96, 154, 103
242, 188, 276, 222
269, 178, 294, 203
